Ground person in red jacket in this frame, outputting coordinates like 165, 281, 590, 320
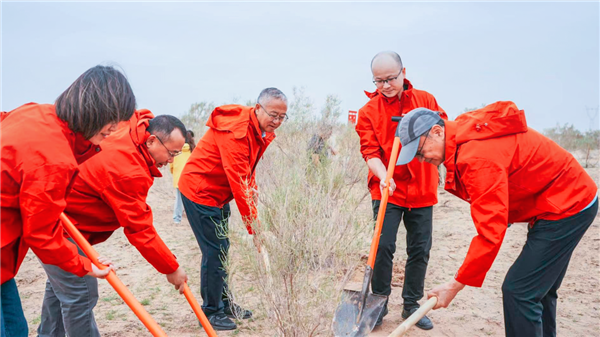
395, 103, 598, 337
355, 51, 447, 329
178, 87, 287, 330
0, 65, 136, 337
36, 110, 189, 337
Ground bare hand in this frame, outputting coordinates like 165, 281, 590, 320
253, 234, 262, 253
379, 177, 396, 196
166, 267, 188, 294
86, 256, 115, 279
427, 279, 465, 309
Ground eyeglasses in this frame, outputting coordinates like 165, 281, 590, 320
373, 69, 403, 88
154, 135, 182, 158
415, 130, 430, 159
259, 104, 288, 122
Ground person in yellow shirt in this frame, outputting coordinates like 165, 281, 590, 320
170, 130, 195, 224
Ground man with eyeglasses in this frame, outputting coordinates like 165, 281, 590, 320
355, 51, 447, 329
37, 110, 189, 337
178, 87, 287, 330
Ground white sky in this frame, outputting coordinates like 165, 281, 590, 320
2, 1, 599, 131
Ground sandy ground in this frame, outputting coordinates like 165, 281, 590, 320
16, 166, 600, 337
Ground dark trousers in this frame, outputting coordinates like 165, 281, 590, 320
371, 200, 433, 310
182, 194, 233, 316
502, 199, 598, 337
1, 278, 28, 337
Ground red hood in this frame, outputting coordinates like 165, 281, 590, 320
128, 109, 161, 177
129, 109, 154, 145
455, 101, 528, 144
207, 104, 272, 140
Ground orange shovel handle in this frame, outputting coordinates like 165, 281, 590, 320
59, 213, 168, 337
366, 137, 401, 268
183, 284, 218, 337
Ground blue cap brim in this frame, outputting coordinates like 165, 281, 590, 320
396, 139, 419, 165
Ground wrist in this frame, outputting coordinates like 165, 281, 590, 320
451, 278, 466, 290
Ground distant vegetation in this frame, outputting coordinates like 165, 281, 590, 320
544, 123, 599, 168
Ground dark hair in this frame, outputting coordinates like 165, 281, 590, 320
186, 130, 196, 152
371, 51, 403, 70
437, 119, 445, 127
147, 115, 186, 141
55, 65, 136, 139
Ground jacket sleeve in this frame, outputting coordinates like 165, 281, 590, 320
20, 164, 93, 276
215, 131, 257, 234
101, 176, 179, 274
454, 157, 510, 287
355, 107, 383, 162
426, 94, 448, 120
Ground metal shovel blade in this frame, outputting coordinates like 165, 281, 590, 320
332, 289, 387, 337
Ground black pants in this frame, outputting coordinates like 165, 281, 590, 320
502, 199, 598, 337
371, 200, 433, 310
182, 195, 233, 316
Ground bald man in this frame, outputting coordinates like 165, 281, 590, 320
355, 51, 447, 329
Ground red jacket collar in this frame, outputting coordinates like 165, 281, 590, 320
55, 113, 101, 165
443, 120, 459, 191
249, 107, 276, 144
129, 109, 162, 178
72, 132, 101, 164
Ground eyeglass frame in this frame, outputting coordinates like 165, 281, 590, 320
415, 130, 431, 159
259, 104, 289, 122
372, 68, 403, 88
154, 134, 182, 158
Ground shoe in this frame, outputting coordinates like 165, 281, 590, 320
205, 312, 237, 331
375, 305, 388, 327
402, 306, 433, 330
224, 302, 253, 319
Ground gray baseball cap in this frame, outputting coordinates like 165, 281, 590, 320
396, 108, 442, 165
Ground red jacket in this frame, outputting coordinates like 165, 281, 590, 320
356, 79, 447, 208
178, 105, 275, 234
64, 110, 179, 275
1, 103, 98, 284
444, 101, 598, 287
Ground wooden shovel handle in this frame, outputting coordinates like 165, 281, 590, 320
59, 213, 168, 337
388, 297, 438, 337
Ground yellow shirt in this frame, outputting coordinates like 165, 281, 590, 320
170, 143, 192, 188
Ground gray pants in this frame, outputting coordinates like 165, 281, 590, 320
37, 241, 100, 337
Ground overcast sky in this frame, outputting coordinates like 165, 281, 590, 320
2, 1, 599, 131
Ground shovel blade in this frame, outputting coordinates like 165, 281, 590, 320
332, 289, 387, 337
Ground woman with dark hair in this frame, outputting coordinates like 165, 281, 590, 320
170, 130, 196, 224
0, 65, 136, 336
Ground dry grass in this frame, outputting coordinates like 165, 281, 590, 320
224, 122, 373, 336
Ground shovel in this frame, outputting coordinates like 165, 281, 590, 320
59, 213, 168, 337
332, 116, 403, 337
61, 213, 219, 336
